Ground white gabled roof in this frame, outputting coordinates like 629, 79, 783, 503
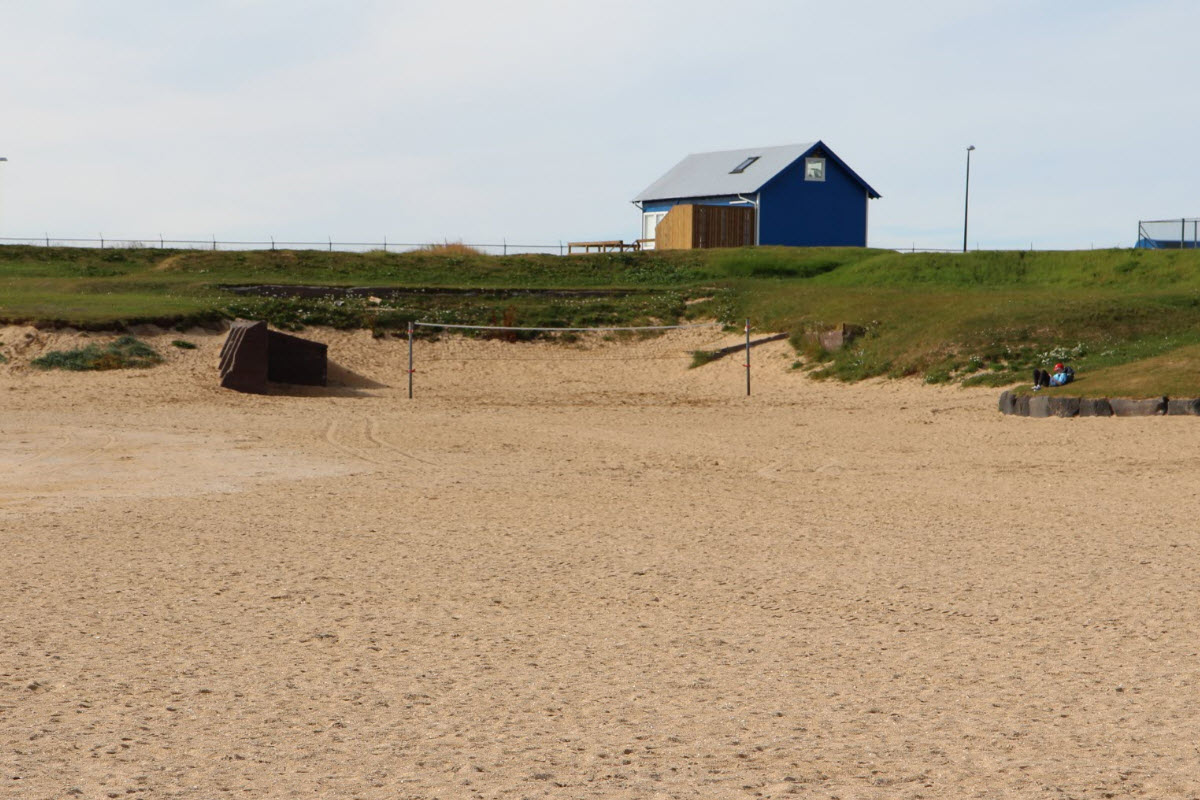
633, 142, 817, 203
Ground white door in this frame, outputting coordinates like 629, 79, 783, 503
642, 211, 667, 248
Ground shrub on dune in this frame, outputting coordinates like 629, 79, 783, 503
32, 335, 163, 371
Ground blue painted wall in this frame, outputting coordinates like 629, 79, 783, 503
640, 145, 874, 246
759, 149, 869, 246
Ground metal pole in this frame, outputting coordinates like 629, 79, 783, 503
754, 193, 761, 246
0, 158, 7, 239
407, 321, 414, 399
963, 145, 975, 253
745, 318, 751, 397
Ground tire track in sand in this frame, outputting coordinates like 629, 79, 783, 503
366, 417, 438, 467
78, 432, 118, 468
13, 432, 77, 469
323, 419, 386, 466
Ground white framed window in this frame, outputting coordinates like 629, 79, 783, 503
642, 211, 667, 241
805, 157, 826, 182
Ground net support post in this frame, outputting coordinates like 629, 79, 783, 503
745, 318, 751, 397
407, 321, 414, 399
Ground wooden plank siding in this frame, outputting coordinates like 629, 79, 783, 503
654, 204, 755, 250
694, 204, 755, 248
655, 205, 693, 250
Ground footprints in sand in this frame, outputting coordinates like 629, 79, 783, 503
323, 417, 436, 469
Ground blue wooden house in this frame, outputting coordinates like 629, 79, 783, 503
632, 141, 880, 249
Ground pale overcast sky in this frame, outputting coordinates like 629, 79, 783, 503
0, 1, 1196, 250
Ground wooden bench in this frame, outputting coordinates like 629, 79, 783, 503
567, 240, 641, 254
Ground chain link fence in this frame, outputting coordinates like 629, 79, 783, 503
1137, 219, 1200, 249
0, 235, 567, 256
0, 234, 1137, 255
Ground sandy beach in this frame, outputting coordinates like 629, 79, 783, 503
3, 324, 1199, 799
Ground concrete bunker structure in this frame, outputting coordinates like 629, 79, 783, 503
219, 319, 327, 393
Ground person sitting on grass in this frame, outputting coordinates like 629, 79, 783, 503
1033, 362, 1074, 390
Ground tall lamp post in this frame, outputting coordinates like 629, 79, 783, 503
962, 145, 975, 253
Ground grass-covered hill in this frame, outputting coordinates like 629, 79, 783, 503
3, 243, 1200, 395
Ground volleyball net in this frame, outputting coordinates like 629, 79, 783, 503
403, 320, 747, 398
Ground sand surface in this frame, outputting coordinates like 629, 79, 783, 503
2, 324, 1200, 799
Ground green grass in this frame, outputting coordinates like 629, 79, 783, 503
6, 243, 1200, 394
31, 335, 163, 371
1054, 343, 1200, 398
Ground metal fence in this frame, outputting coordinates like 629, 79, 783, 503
0, 234, 1126, 255
1136, 219, 1200, 249
0, 234, 567, 256
885, 245, 965, 253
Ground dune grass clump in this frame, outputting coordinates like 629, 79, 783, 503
171, 339, 198, 349
32, 335, 163, 371
419, 241, 485, 257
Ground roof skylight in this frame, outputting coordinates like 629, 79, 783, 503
729, 156, 759, 174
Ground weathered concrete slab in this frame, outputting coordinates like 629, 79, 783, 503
800, 324, 864, 353
1078, 398, 1113, 417
219, 320, 269, 394
266, 330, 327, 386
1047, 396, 1081, 417
998, 391, 1016, 415
220, 320, 327, 393
994, 391, 1194, 419
1167, 397, 1200, 416
819, 324, 864, 352
1029, 396, 1052, 418
1109, 397, 1167, 417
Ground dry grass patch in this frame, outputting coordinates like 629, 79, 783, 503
418, 241, 485, 256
